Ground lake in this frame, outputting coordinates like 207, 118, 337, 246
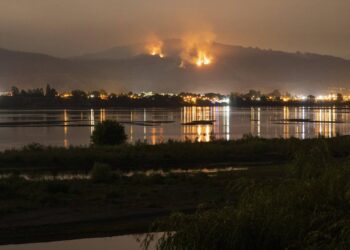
0, 106, 349, 150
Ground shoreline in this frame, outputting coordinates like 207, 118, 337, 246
0, 104, 350, 110
1, 137, 350, 247
0, 208, 194, 246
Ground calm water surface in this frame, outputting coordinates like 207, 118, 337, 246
0, 106, 349, 150
1, 234, 157, 250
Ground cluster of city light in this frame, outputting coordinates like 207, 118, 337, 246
280, 95, 307, 102
182, 94, 229, 104
86, 93, 108, 100
126, 92, 229, 104
296, 95, 307, 101
99, 94, 108, 100
238, 92, 350, 103
60, 92, 72, 98
5, 89, 350, 104
0, 91, 12, 97
182, 95, 198, 104
59, 91, 108, 100
315, 94, 337, 101
278, 95, 338, 102
129, 91, 175, 99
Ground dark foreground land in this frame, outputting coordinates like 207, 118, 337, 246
0, 136, 350, 248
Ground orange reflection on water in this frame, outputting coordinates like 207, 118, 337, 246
100, 109, 106, 122
301, 107, 305, 139
63, 109, 69, 148
63, 109, 68, 136
283, 107, 289, 138
250, 107, 261, 137
314, 108, 336, 138
224, 106, 230, 140
182, 106, 215, 142
90, 109, 95, 134
151, 127, 157, 145
61, 107, 344, 146
129, 110, 134, 142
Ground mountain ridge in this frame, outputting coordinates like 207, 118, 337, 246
1, 42, 350, 94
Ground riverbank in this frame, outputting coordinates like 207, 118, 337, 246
2, 135, 350, 172
0, 165, 284, 245
150, 142, 350, 249
1, 137, 350, 246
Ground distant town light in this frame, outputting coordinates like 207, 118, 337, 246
0, 91, 12, 97
297, 95, 307, 101
50, 89, 350, 104
60, 92, 72, 98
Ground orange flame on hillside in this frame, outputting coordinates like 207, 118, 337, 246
180, 32, 215, 68
195, 51, 212, 67
146, 37, 164, 58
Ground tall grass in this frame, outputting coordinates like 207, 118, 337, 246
2, 136, 350, 171
145, 142, 350, 249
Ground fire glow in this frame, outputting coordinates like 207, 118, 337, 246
146, 39, 164, 58
180, 32, 215, 68
150, 46, 164, 58
195, 51, 212, 67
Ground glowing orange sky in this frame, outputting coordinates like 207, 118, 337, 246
0, 0, 349, 58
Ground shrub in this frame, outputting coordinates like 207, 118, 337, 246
91, 120, 127, 146
292, 141, 331, 179
145, 148, 350, 249
22, 143, 45, 151
90, 162, 113, 182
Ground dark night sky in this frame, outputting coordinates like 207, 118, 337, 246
1, 0, 350, 58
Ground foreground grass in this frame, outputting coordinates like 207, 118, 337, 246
0, 166, 284, 245
2, 135, 350, 171
1, 136, 350, 247
146, 142, 350, 249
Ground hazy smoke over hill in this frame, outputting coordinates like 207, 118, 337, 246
1, 0, 350, 59
1, 40, 350, 94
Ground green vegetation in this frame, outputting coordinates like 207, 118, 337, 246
91, 120, 127, 146
145, 142, 350, 249
2, 135, 350, 172
2, 85, 349, 109
90, 162, 115, 182
0, 166, 281, 244
1, 136, 350, 247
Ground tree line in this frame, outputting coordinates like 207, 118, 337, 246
1, 85, 216, 108
0, 85, 348, 108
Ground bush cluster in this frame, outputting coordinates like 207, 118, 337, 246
146, 143, 350, 249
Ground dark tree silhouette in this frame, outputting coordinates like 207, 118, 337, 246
45, 84, 57, 98
11, 86, 20, 96
71, 89, 87, 100
91, 120, 127, 146
337, 93, 343, 102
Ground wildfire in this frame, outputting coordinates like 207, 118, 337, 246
150, 46, 164, 58
195, 51, 212, 67
146, 37, 164, 58
144, 32, 215, 67
180, 32, 215, 68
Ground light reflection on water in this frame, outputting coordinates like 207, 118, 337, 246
0, 106, 349, 150
0, 167, 248, 181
